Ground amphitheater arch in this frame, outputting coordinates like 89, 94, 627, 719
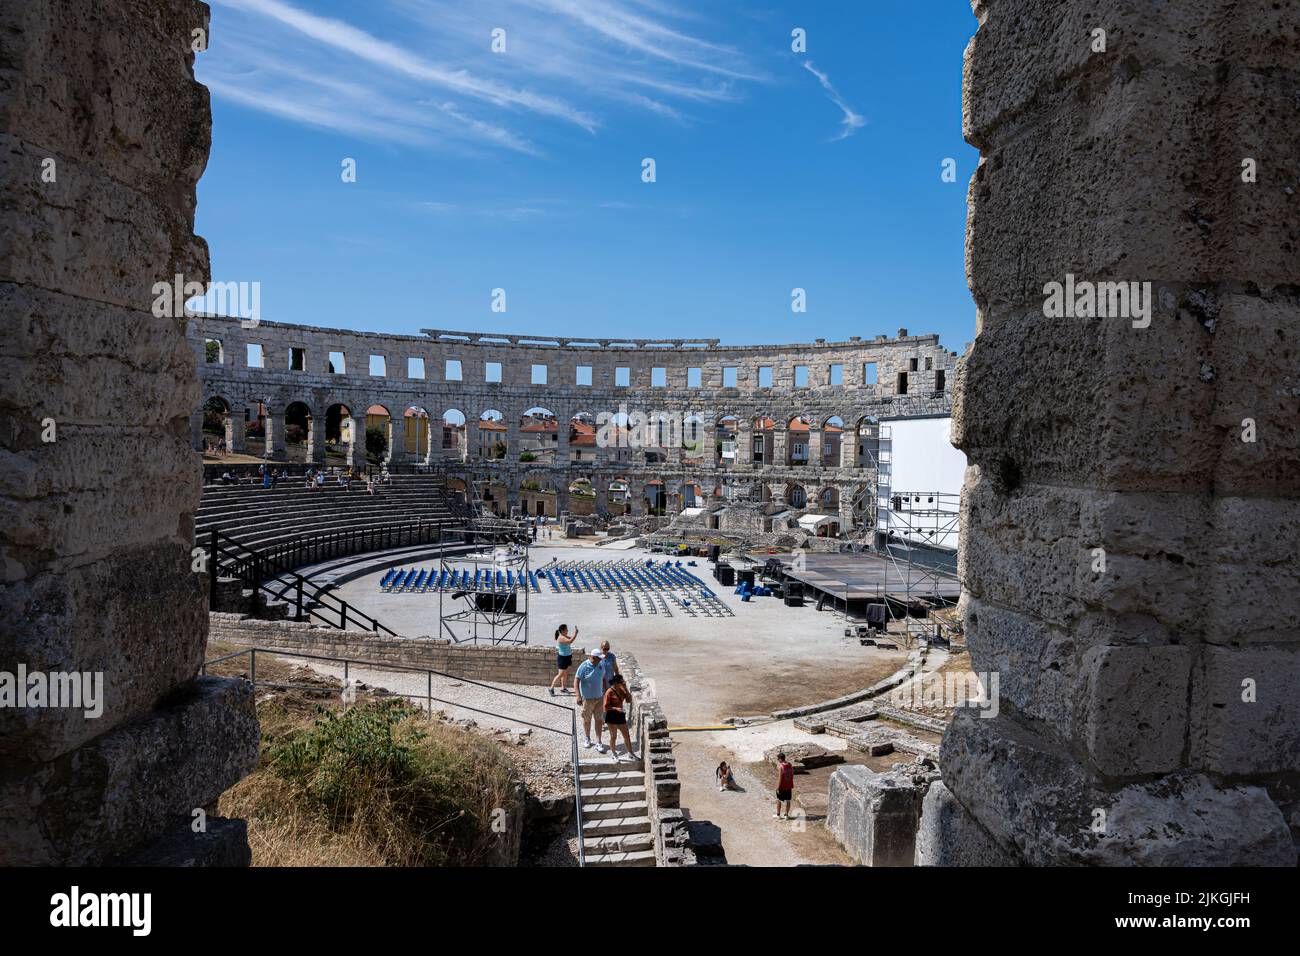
324, 402, 358, 464
853, 414, 880, 469
716, 414, 740, 467
642, 478, 666, 516
365, 404, 392, 464
284, 400, 312, 463
520, 468, 559, 518
567, 476, 596, 517
607, 475, 631, 516
821, 415, 845, 468
569, 411, 597, 464
402, 405, 431, 463
519, 406, 557, 464
682, 414, 705, 463
787, 414, 813, 466
440, 409, 467, 461
751, 415, 774, 466
786, 482, 808, 509
479, 409, 506, 460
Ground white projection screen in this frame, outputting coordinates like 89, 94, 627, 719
880, 415, 966, 550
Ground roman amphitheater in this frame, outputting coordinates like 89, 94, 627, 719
4, 0, 1297, 879
189, 313, 959, 537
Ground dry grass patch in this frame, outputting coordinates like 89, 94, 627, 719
219, 691, 523, 867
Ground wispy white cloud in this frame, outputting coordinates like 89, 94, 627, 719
202, 0, 765, 156
802, 61, 866, 142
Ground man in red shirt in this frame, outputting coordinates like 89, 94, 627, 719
774, 753, 795, 820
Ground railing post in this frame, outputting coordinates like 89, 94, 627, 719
343, 660, 349, 709
296, 577, 304, 621
250, 648, 256, 694
427, 671, 432, 716
208, 527, 218, 610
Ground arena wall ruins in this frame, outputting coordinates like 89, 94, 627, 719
930, 0, 1300, 865
189, 314, 958, 531
0, 0, 259, 864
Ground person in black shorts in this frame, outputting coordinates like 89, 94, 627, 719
548, 624, 577, 696
603, 674, 636, 760
774, 752, 794, 819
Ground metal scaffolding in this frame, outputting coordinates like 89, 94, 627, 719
436, 519, 531, 645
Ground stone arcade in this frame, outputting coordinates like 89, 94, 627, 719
188, 315, 960, 533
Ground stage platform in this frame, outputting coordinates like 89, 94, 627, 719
747, 550, 961, 603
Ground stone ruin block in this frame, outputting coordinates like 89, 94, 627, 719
827, 765, 923, 867
762, 742, 844, 772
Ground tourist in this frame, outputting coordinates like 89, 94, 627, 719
270, 468, 279, 490
603, 673, 636, 761
221, 470, 236, 485
598, 640, 620, 691
315, 471, 325, 490
717, 761, 736, 791
773, 753, 795, 820
549, 624, 576, 696
574, 648, 608, 752
261, 466, 270, 489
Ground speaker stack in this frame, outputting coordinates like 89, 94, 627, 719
783, 581, 804, 607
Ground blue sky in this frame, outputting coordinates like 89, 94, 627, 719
196, 0, 979, 352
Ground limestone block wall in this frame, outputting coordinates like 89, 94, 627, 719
209, 613, 569, 686
935, 0, 1300, 865
0, 0, 258, 864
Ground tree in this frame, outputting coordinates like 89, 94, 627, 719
366, 425, 387, 463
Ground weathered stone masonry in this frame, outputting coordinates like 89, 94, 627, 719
926, 0, 1300, 865
190, 314, 958, 529
0, 0, 258, 864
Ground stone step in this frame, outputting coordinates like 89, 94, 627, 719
581, 785, 646, 805
578, 769, 644, 786
581, 799, 649, 820
582, 815, 652, 837
579, 754, 643, 771
585, 848, 656, 867
583, 831, 654, 854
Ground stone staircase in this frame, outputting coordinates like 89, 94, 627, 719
578, 753, 656, 867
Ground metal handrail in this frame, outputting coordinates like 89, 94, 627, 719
208, 528, 399, 635
202, 644, 587, 866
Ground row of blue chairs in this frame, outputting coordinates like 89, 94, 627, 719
379, 566, 541, 594
536, 560, 716, 598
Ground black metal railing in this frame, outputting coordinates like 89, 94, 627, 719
208, 528, 401, 635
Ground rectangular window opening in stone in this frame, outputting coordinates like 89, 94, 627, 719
327, 350, 345, 374
246, 343, 264, 368
616, 366, 630, 387
486, 361, 502, 383
687, 367, 702, 388
909, 357, 919, 372
723, 366, 738, 388
289, 346, 305, 372
370, 354, 386, 377
829, 363, 843, 386
652, 367, 667, 387
532, 363, 548, 385
935, 369, 946, 392
408, 357, 425, 379
925, 356, 933, 370
204, 339, 222, 364
758, 366, 773, 387
897, 371, 909, 394
576, 365, 592, 386
863, 361, 878, 385
794, 365, 809, 387
445, 359, 462, 381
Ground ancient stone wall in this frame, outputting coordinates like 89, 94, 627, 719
189, 314, 958, 528
210, 613, 570, 685
932, 0, 1300, 865
0, 0, 258, 864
